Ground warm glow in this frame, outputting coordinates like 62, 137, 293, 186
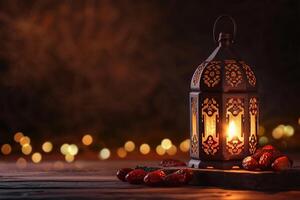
60, 143, 69, 155
99, 148, 110, 160
272, 125, 284, 139
156, 145, 165, 156
227, 121, 238, 139
259, 136, 269, 145
161, 138, 172, 150
20, 136, 31, 146
65, 154, 75, 163
117, 147, 127, 158
258, 125, 265, 136
21, 144, 32, 155
124, 141, 135, 152
68, 144, 79, 156
139, 143, 150, 155
31, 152, 42, 163
16, 157, 27, 169
82, 134, 93, 146
42, 141, 53, 153
1, 144, 12, 155
179, 139, 190, 152
284, 125, 294, 137
14, 132, 24, 143
166, 145, 177, 156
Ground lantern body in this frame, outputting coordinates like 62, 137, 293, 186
189, 34, 258, 168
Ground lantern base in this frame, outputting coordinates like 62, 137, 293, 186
188, 159, 242, 170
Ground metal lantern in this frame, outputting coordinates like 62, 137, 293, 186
189, 16, 259, 169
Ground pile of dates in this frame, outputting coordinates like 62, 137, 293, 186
116, 159, 193, 186
242, 145, 293, 171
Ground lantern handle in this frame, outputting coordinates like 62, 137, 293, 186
213, 15, 237, 43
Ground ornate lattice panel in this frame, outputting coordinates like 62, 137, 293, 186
240, 61, 256, 87
201, 98, 219, 155
225, 60, 243, 87
249, 97, 258, 154
190, 94, 199, 157
203, 61, 221, 87
226, 98, 245, 155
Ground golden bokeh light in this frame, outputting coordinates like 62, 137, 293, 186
139, 143, 150, 155
258, 125, 265, 136
166, 144, 177, 156
65, 154, 75, 163
283, 125, 294, 137
21, 144, 32, 155
124, 141, 135, 152
16, 157, 27, 169
117, 147, 127, 158
259, 136, 269, 146
31, 152, 42, 164
60, 143, 69, 155
82, 134, 93, 146
68, 144, 79, 156
155, 145, 165, 156
20, 136, 31, 146
1, 144, 12, 155
42, 141, 53, 153
272, 124, 285, 139
14, 132, 24, 143
179, 139, 190, 152
161, 138, 172, 150
99, 148, 110, 160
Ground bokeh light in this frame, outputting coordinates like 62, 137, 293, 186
14, 132, 24, 143
99, 148, 110, 160
259, 136, 269, 146
21, 144, 32, 155
161, 138, 172, 150
139, 143, 150, 155
68, 144, 79, 156
124, 141, 135, 152
20, 136, 31, 146
82, 134, 93, 146
42, 141, 53, 153
283, 125, 294, 137
258, 125, 265, 136
117, 147, 127, 158
65, 154, 75, 163
1, 144, 12, 155
166, 144, 177, 156
179, 139, 190, 152
272, 124, 285, 139
16, 157, 27, 169
31, 152, 42, 163
60, 143, 69, 155
156, 145, 165, 156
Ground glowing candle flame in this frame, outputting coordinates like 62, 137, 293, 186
227, 121, 237, 139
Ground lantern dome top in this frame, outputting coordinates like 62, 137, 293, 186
191, 16, 257, 92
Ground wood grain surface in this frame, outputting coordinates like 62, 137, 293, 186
0, 160, 300, 199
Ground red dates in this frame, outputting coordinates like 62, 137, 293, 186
116, 168, 133, 182
143, 170, 166, 186
125, 169, 147, 184
272, 156, 292, 171
242, 156, 259, 170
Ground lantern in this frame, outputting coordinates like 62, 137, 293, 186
189, 16, 259, 169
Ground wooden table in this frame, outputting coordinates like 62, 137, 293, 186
0, 160, 300, 199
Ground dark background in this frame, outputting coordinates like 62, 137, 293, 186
0, 0, 299, 148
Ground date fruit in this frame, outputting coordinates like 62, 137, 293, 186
143, 170, 166, 186
252, 148, 263, 161
262, 145, 277, 151
116, 168, 133, 182
125, 169, 147, 184
164, 169, 193, 186
242, 156, 259, 170
272, 156, 292, 171
259, 152, 273, 169
159, 159, 186, 167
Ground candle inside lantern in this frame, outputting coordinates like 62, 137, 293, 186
227, 120, 237, 140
